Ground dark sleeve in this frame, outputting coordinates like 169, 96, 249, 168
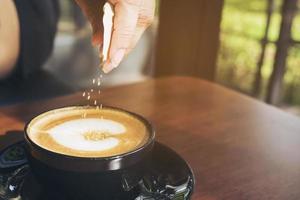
12, 0, 60, 79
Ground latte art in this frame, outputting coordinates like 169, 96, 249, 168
27, 107, 149, 157
49, 118, 125, 152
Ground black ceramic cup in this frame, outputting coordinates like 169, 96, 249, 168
23, 106, 155, 200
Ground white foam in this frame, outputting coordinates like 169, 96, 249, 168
48, 118, 126, 152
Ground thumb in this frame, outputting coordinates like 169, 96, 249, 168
102, 0, 140, 73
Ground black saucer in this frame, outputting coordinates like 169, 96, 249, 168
0, 142, 194, 200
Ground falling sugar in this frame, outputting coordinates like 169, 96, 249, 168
80, 74, 104, 119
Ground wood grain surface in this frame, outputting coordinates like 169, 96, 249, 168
1, 76, 300, 200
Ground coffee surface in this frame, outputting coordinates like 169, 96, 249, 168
27, 107, 149, 157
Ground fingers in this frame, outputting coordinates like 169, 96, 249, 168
102, 0, 141, 73
75, 0, 104, 46
92, 29, 103, 46
128, 0, 155, 52
126, 27, 144, 54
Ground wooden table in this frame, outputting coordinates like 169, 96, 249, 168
1, 76, 300, 200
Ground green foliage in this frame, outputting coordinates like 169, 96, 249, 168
217, 33, 260, 92
217, 0, 300, 105
292, 15, 300, 40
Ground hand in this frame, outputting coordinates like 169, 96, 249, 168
75, 0, 156, 73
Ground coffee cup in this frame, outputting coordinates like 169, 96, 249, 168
24, 106, 155, 200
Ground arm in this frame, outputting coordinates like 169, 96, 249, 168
0, 0, 20, 79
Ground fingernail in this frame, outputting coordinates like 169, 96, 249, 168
111, 49, 126, 68
102, 49, 126, 73
102, 62, 113, 73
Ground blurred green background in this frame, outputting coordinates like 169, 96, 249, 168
217, 0, 300, 106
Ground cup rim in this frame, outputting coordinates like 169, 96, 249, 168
24, 105, 155, 161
